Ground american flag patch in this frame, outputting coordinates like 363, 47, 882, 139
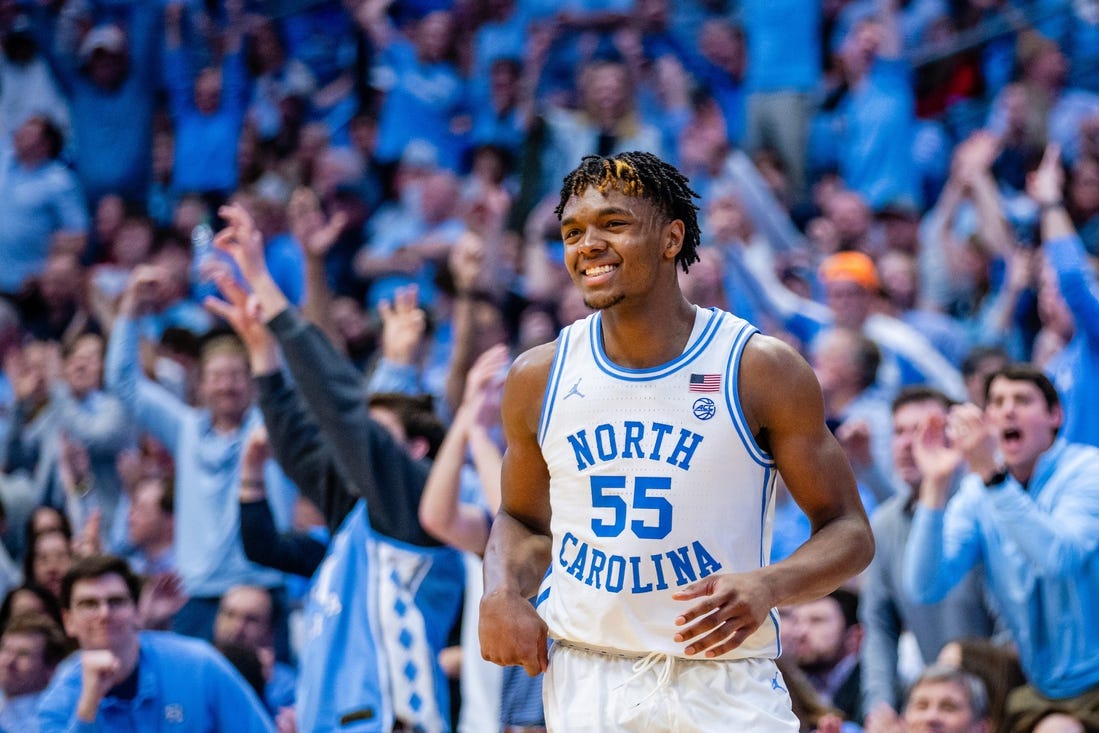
689, 373, 721, 392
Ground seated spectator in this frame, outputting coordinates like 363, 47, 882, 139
36, 555, 274, 732
1033, 713, 1088, 733
0, 585, 63, 632
0, 613, 71, 733
786, 588, 865, 724
864, 663, 992, 733
213, 585, 295, 715
121, 475, 175, 576
938, 638, 1026, 733
22, 531, 71, 603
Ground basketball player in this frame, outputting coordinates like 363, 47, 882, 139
479, 152, 875, 731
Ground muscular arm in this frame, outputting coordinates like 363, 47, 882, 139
479, 343, 555, 674
744, 336, 874, 604
672, 335, 874, 658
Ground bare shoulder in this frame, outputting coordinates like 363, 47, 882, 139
502, 340, 558, 433
738, 333, 825, 439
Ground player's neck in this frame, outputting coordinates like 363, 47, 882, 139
599, 296, 696, 369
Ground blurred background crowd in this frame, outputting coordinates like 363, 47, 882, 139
1, 0, 1098, 730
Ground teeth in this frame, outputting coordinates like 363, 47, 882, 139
585, 265, 615, 276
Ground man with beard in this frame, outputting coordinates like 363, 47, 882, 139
786, 588, 864, 724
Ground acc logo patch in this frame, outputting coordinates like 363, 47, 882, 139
692, 397, 716, 421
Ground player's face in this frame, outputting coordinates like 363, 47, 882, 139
984, 377, 1060, 480
560, 186, 679, 311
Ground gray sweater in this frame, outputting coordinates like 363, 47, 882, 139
859, 490, 1004, 711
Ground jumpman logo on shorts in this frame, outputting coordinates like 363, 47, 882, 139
563, 378, 585, 400
771, 672, 787, 694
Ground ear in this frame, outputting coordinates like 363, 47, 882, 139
663, 219, 685, 261
62, 609, 76, 639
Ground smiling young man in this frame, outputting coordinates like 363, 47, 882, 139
478, 152, 874, 731
903, 365, 1099, 731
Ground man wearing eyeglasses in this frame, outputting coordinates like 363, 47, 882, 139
36, 555, 275, 732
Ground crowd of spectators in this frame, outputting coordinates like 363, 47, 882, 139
1, 0, 1099, 730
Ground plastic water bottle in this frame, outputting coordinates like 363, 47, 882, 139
190, 221, 214, 286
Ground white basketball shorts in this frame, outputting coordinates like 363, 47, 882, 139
543, 641, 800, 732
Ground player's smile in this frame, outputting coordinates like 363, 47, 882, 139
580, 262, 619, 285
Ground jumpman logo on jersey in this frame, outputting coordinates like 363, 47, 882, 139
771, 672, 787, 694
563, 378, 586, 400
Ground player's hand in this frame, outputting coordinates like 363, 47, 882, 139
671, 571, 775, 657
479, 590, 548, 676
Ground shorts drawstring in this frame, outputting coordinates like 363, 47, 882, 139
615, 651, 675, 709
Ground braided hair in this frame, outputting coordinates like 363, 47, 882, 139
555, 151, 702, 273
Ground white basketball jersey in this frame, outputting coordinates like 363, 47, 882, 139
536, 305, 781, 660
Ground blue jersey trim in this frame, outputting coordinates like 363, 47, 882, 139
588, 307, 723, 381
535, 566, 553, 609
770, 609, 782, 657
538, 329, 571, 445
724, 325, 773, 467
758, 465, 774, 568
